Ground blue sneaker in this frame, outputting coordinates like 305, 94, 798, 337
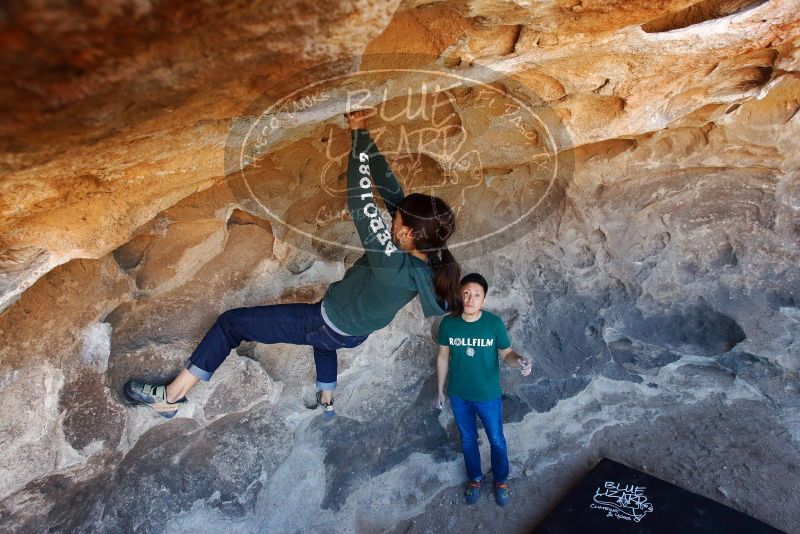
494, 482, 510, 507
316, 390, 335, 417
464, 480, 481, 505
124, 380, 187, 419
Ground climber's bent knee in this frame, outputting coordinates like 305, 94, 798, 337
217, 308, 239, 328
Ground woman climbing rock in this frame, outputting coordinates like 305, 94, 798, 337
125, 108, 463, 417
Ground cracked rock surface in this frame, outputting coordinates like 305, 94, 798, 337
1, 1, 799, 532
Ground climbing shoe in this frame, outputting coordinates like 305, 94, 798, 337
464, 479, 482, 505
316, 390, 335, 417
494, 482, 510, 507
124, 380, 187, 419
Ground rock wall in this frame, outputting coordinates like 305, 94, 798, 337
1, 1, 799, 532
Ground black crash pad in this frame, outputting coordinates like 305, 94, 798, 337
533, 458, 784, 534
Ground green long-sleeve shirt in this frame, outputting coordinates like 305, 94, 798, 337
321, 129, 449, 336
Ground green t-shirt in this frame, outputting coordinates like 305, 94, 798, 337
321, 129, 449, 336
437, 310, 512, 401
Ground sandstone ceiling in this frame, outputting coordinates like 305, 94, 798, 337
1, 0, 798, 313
1, 1, 799, 532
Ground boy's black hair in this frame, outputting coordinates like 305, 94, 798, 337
460, 272, 488, 294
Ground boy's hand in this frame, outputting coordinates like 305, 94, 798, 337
436, 391, 446, 410
519, 357, 532, 377
343, 108, 373, 130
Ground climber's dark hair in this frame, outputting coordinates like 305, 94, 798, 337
460, 272, 488, 295
396, 193, 463, 316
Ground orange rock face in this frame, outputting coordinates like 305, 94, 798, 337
1, 1, 799, 532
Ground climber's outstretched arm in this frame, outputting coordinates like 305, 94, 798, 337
359, 129, 405, 217
346, 127, 410, 285
343, 109, 405, 216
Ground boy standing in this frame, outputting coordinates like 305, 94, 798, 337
436, 273, 532, 507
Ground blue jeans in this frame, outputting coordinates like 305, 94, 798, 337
185, 300, 369, 391
449, 394, 509, 483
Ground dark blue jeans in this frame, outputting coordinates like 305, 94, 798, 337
185, 300, 369, 391
449, 394, 509, 483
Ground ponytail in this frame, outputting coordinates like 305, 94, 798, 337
430, 245, 463, 316
398, 193, 463, 316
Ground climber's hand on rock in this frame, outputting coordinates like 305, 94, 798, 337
436, 391, 445, 410
519, 357, 532, 377
343, 108, 372, 130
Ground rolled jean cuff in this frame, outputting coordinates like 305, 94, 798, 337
316, 380, 337, 391
185, 360, 212, 381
